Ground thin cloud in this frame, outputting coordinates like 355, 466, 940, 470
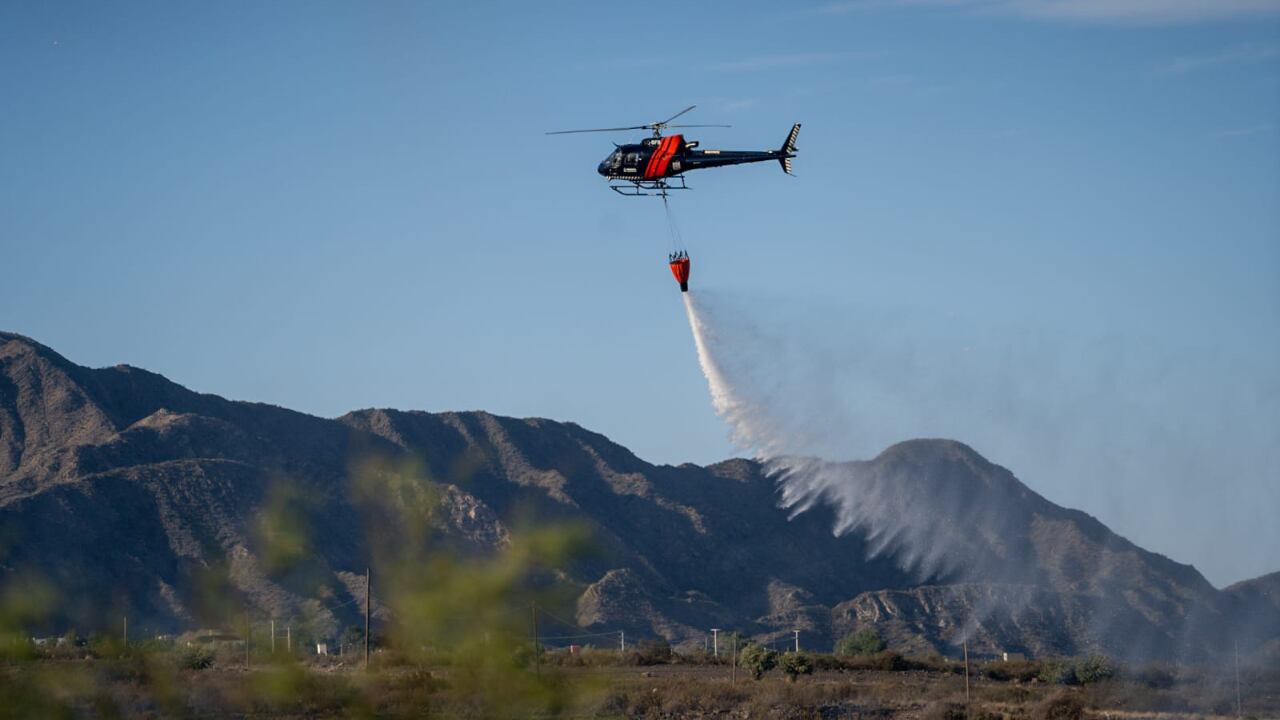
818, 0, 1280, 24
707, 52, 853, 73
1158, 43, 1280, 74
1216, 123, 1275, 138
1014, 0, 1280, 23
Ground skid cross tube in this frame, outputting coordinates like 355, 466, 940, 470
607, 176, 690, 196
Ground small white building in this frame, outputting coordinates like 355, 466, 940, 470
316, 643, 329, 656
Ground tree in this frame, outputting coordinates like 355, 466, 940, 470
779, 651, 813, 682
834, 628, 886, 657
738, 643, 777, 680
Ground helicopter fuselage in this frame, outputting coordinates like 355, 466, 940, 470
597, 134, 792, 181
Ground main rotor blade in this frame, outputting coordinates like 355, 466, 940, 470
665, 124, 732, 129
658, 105, 696, 125
545, 125, 648, 135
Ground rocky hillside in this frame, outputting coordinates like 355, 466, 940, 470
0, 332, 1273, 662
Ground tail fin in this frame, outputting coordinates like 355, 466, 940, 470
778, 122, 801, 175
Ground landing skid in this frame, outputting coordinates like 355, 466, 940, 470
608, 175, 690, 197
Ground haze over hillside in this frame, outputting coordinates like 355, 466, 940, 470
1, 331, 1276, 663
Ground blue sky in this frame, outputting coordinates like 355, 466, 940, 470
2, 1, 1277, 586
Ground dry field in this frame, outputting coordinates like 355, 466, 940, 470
2, 651, 1276, 719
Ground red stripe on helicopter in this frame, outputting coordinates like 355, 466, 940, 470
644, 135, 682, 180
654, 134, 682, 178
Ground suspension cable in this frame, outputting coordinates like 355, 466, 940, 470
662, 191, 684, 253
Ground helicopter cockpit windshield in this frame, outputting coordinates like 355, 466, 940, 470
598, 149, 622, 175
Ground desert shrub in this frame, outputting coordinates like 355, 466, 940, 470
985, 659, 1043, 682
1036, 656, 1115, 686
1073, 655, 1116, 684
37, 632, 86, 660
541, 646, 619, 668
542, 648, 584, 667
178, 645, 214, 670
841, 650, 920, 672
624, 639, 672, 666
131, 637, 174, 655
1130, 662, 1177, 689
924, 702, 1003, 720
738, 643, 778, 680
915, 653, 963, 674
779, 652, 814, 682
578, 647, 621, 666
673, 647, 724, 665
1038, 659, 1080, 686
835, 628, 887, 657
596, 691, 628, 715
368, 648, 414, 670
980, 683, 1035, 706
1033, 692, 1084, 720
655, 679, 756, 715
922, 701, 967, 720
628, 686, 662, 715
811, 652, 845, 672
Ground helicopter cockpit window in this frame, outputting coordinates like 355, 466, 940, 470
626, 152, 641, 165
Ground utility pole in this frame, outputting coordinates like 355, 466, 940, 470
122, 616, 127, 650
271, 620, 275, 654
963, 639, 971, 705
731, 634, 737, 684
620, 630, 625, 653
793, 630, 800, 653
711, 628, 721, 658
531, 602, 540, 677
364, 566, 371, 669
1235, 640, 1243, 719
287, 625, 292, 654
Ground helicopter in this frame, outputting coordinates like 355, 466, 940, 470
548, 106, 800, 196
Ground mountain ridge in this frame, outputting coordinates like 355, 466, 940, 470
0, 331, 1273, 663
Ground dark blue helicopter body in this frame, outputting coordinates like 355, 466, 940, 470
550, 106, 800, 196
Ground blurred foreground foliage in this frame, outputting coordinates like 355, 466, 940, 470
0, 454, 604, 718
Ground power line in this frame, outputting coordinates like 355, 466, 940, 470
536, 630, 622, 642
532, 604, 582, 633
